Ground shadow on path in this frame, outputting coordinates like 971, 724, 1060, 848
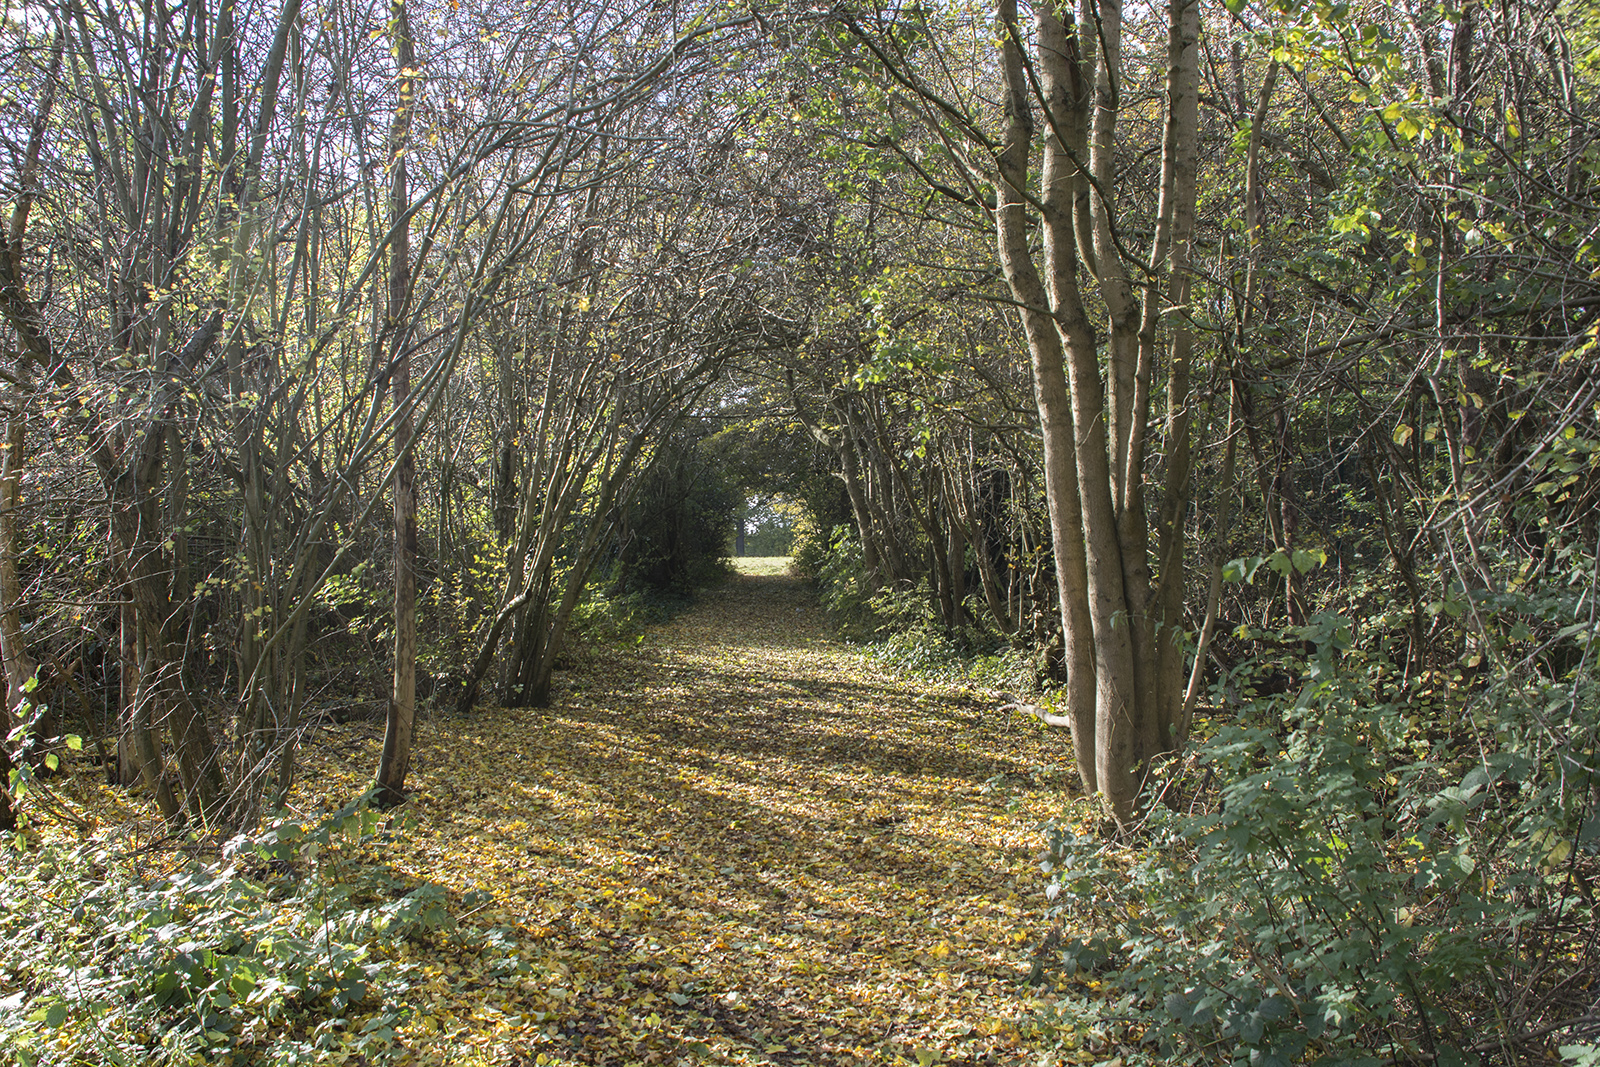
335, 568, 1079, 1065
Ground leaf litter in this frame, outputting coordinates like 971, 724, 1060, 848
292, 569, 1086, 1065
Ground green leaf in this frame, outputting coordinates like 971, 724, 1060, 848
64, 734, 83, 751
229, 969, 257, 999
31, 1002, 68, 1028
1291, 548, 1327, 574
1224, 556, 1267, 584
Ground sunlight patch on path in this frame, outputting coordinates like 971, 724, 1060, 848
729, 556, 793, 577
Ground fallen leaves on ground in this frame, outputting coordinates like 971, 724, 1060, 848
296, 570, 1090, 1064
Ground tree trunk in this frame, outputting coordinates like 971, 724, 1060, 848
376, 0, 420, 808
995, 0, 1098, 796
0, 28, 62, 738
107, 436, 213, 821
0, 406, 36, 723
988, 0, 1200, 824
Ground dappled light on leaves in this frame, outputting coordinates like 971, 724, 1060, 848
289, 568, 1083, 1065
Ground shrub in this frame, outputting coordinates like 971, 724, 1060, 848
1036, 611, 1600, 1066
569, 575, 697, 648
615, 430, 739, 593
0, 800, 519, 1067
787, 514, 832, 580
801, 526, 877, 636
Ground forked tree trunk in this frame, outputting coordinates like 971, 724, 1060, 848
995, 0, 1099, 797
993, 0, 1200, 826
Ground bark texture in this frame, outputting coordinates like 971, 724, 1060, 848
991, 0, 1201, 825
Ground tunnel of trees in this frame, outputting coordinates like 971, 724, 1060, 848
0, 0, 1597, 1061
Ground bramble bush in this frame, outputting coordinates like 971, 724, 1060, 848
1036, 605, 1599, 1066
0, 798, 523, 1066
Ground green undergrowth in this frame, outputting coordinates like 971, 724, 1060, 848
1033, 611, 1600, 1066
800, 525, 1040, 694
566, 574, 709, 649
865, 626, 1038, 694
0, 799, 520, 1067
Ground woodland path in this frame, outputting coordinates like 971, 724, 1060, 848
300, 564, 1077, 1066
